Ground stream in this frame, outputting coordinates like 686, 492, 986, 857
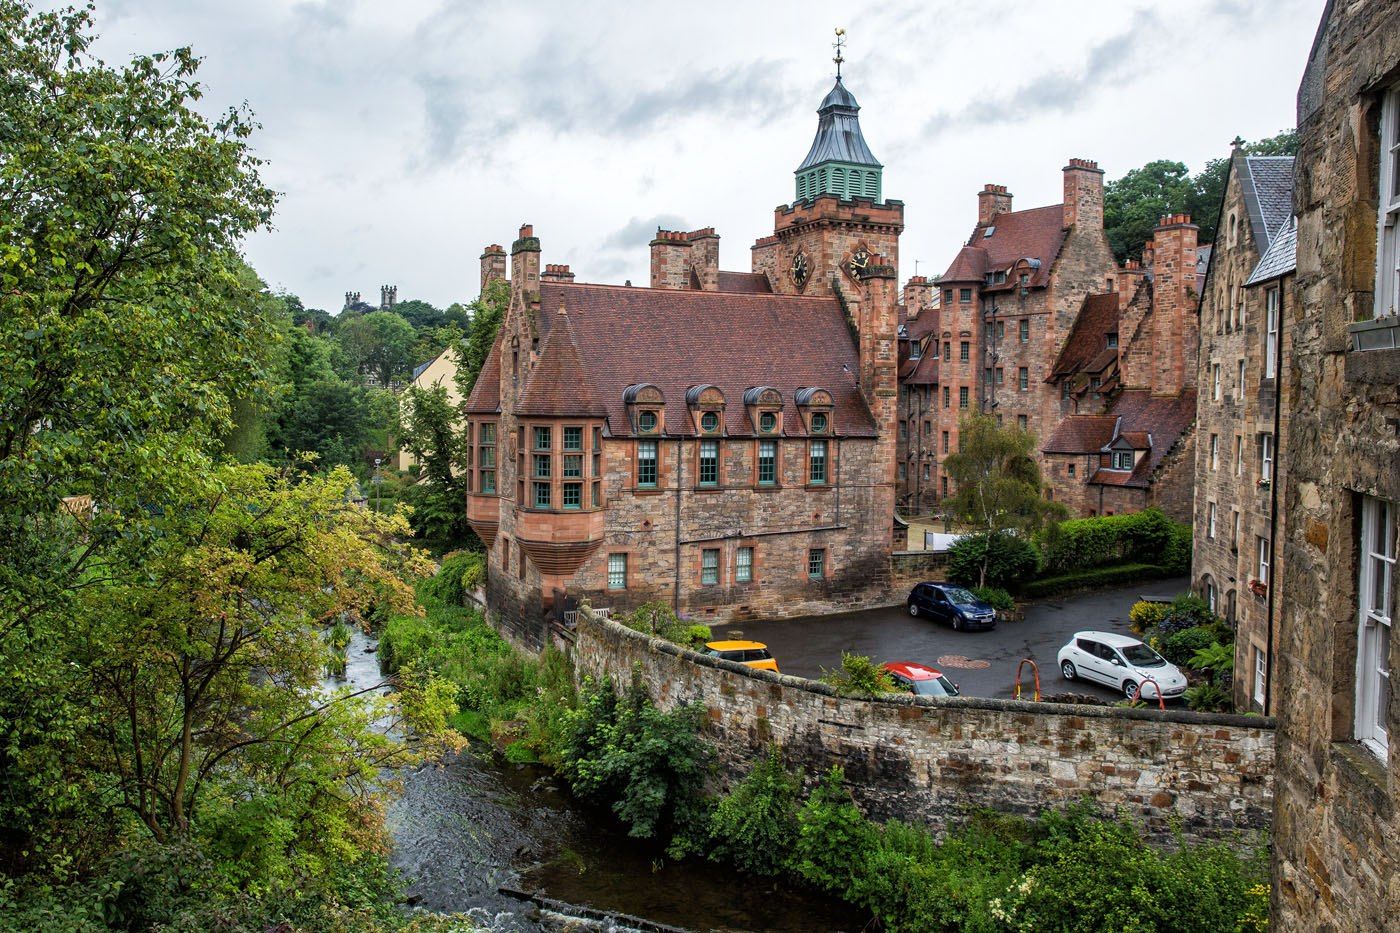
330, 630, 864, 933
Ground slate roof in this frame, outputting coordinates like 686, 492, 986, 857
517, 310, 608, 418
1246, 216, 1297, 285
525, 282, 878, 437
942, 204, 1067, 289
1239, 155, 1296, 250
1051, 292, 1120, 378
411, 358, 436, 382
797, 77, 881, 170
716, 271, 773, 294
464, 335, 502, 414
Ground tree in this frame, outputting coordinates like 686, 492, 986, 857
397, 381, 476, 549
391, 297, 445, 330
275, 379, 377, 467
456, 277, 510, 399
942, 415, 1065, 586
336, 310, 418, 388
1103, 160, 1195, 262
1188, 129, 1300, 248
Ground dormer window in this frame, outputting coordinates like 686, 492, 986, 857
1111, 451, 1134, 471
700, 411, 720, 433
795, 387, 835, 436
910, 341, 922, 360
759, 411, 778, 432
638, 411, 658, 433
686, 384, 726, 435
1106, 332, 1119, 349
623, 383, 665, 435
811, 412, 829, 434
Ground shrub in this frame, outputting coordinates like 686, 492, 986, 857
821, 652, 896, 696
970, 585, 1015, 611
791, 767, 877, 900
1039, 508, 1187, 575
1185, 682, 1232, 712
704, 746, 803, 876
619, 600, 711, 648
947, 532, 1041, 589
1162, 521, 1193, 574
1020, 563, 1169, 599
1161, 626, 1217, 666
1129, 599, 1170, 634
419, 551, 485, 606
1150, 593, 1220, 641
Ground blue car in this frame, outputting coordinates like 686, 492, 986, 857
906, 582, 997, 631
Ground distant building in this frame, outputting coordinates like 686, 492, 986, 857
463, 71, 902, 646
396, 348, 462, 472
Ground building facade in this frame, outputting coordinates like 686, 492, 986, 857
463, 74, 902, 645
1190, 149, 1296, 712
1270, 0, 1399, 928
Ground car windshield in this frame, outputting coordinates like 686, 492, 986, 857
1121, 643, 1165, 667
941, 586, 978, 604
911, 675, 959, 697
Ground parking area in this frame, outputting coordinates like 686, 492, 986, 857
734, 577, 1190, 702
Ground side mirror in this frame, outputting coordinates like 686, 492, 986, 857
1111, 657, 1124, 667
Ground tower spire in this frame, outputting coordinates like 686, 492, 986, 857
833, 27, 846, 79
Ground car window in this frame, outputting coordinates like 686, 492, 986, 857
1098, 644, 1120, 662
721, 650, 745, 661
912, 676, 957, 698
1121, 644, 1165, 667
744, 649, 773, 662
942, 586, 978, 603
1076, 638, 1100, 654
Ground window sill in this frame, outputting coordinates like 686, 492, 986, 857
804, 484, 833, 491
1345, 322, 1400, 383
1349, 317, 1400, 351
634, 487, 663, 496
692, 486, 726, 494
1328, 742, 1393, 819
754, 484, 783, 493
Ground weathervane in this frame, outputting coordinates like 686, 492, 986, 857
833, 27, 846, 79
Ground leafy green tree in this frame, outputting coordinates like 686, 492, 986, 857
391, 297, 445, 330
942, 415, 1064, 587
397, 381, 475, 548
456, 277, 510, 398
1103, 160, 1195, 261
336, 310, 418, 388
275, 379, 377, 467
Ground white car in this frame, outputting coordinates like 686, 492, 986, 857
1056, 631, 1188, 701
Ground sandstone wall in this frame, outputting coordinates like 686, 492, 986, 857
573, 612, 1275, 843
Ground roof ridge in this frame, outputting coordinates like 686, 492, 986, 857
550, 280, 836, 302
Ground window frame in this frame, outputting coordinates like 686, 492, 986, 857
637, 439, 659, 489
698, 439, 720, 487
1356, 496, 1394, 758
1376, 85, 1400, 319
757, 439, 778, 486
1264, 287, 1280, 378
808, 439, 828, 485
701, 547, 720, 586
736, 546, 754, 584
808, 547, 826, 580
607, 553, 628, 590
1260, 433, 1274, 483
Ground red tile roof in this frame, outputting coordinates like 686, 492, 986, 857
1051, 292, 1120, 378
716, 271, 773, 294
944, 204, 1068, 289
904, 352, 940, 385
517, 309, 608, 417
464, 334, 502, 414
535, 282, 878, 437
1086, 388, 1197, 488
1043, 415, 1119, 453
907, 307, 940, 340
941, 245, 988, 282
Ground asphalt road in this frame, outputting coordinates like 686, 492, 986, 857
732, 577, 1190, 702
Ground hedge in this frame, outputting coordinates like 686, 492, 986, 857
1019, 562, 1172, 599
1038, 508, 1187, 576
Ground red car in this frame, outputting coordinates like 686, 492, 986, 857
882, 661, 960, 698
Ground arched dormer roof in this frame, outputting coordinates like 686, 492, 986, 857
743, 386, 782, 406
795, 387, 834, 407
685, 384, 724, 406
623, 383, 665, 405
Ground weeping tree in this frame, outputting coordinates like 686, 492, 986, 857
942, 415, 1066, 587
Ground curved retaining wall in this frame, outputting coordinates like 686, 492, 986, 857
572, 612, 1275, 842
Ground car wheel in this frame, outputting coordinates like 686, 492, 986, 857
952, 615, 963, 632
1123, 680, 1140, 701
907, 601, 919, 617
1061, 661, 1076, 681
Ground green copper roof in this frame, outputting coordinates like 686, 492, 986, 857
795, 78, 882, 203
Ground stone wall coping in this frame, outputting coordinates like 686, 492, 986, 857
588, 612, 1276, 731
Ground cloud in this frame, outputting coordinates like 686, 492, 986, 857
601, 214, 691, 251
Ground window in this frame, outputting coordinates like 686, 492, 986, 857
1212, 364, 1221, 401
562, 482, 582, 508
608, 553, 627, 589
701, 548, 720, 585
959, 288, 972, 303
1106, 332, 1118, 349
593, 427, 603, 475
1257, 536, 1270, 586
959, 341, 970, 362
533, 453, 551, 479
1017, 415, 1027, 431
909, 341, 922, 360
808, 548, 826, 580
533, 481, 551, 509
563, 454, 583, 478
1235, 435, 1244, 476
1205, 578, 1217, 613
1068, 463, 1076, 478
1112, 451, 1133, 470
700, 411, 720, 433
898, 462, 907, 481
941, 431, 949, 454
943, 341, 950, 360
1210, 434, 1219, 471
1232, 510, 1240, 549
811, 412, 829, 433
736, 546, 754, 583
1208, 502, 1217, 539
478, 422, 496, 494
592, 482, 601, 507
1254, 646, 1267, 707
941, 476, 948, 497
1265, 287, 1280, 378
637, 440, 658, 487
943, 386, 950, 408
1018, 367, 1028, 390
1260, 434, 1274, 483
1238, 358, 1246, 392
638, 410, 658, 433
923, 463, 931, 481
534, 426, 551, 450
943, 289, 953, 305
759, 411, 777, 433
899, 421, 908, 441
959, 386, 969, 409
808, 440, 827, 484
1019, 318, 1029, 342
758, 440, 777, 485
1376, 86, 1400, 318
1089, 376, 1101, 395
563, 426, 583, 450
1356, 496, 1394, 757
699, 440, 719, 486
995, 367, 1004, 385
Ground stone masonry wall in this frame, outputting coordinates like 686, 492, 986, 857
572, 612, 1275, 842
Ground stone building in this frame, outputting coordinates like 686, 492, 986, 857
1268, 0, 1399, 928
903, 161, 1198, 519
1189, 148, 1296, 711
463, 72, 902, 645
896, 276, 940, 513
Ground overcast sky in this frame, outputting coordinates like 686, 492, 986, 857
85, 0, 1321, 312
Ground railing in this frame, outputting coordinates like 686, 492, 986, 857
562, 607, 611, 627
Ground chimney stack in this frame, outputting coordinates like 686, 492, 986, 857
903, 275, 933, 317
541, 263, 576, 284
1062, 158, 1105, 230
510, 224, 541, 293
480, 244, 507, 295
977, 184, 1013, 226
1148, 213, 1199, 395
649, 226, 720, 290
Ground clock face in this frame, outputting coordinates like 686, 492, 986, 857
791, 251, 810, 289
847, 247, 871, 279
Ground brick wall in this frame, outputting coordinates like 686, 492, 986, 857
573, 611, 1275, 843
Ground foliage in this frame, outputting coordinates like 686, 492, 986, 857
619, 600, 711, 648
421, 551, 486, 607
455, 278, 510, 399
1185, 682, 1233, 713
1189, 641, 1235, 678
791, 767, 878, 900
969, 586, 1015, 612
703, 746, 802, 876
1038, 508, 1181, 575
942, 415, 1065, 586
948, 532, 1042, 590
325, 619, 354, 677
397, 379, 475, 549
1163, 520, 1193, 574
1019, 563, 1171, 599
821, 652, 897, 697
556, 676, 711, 841
1150, 593, 1221, 641
1161, 626, 1218, 667
1129, 599, 1171, 635
337, 310, 419, 388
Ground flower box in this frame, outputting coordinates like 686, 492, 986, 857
1249, 579, 1268, 597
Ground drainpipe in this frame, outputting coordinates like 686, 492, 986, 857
1264, 321, 1283, 715
673, 436, 684, 614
